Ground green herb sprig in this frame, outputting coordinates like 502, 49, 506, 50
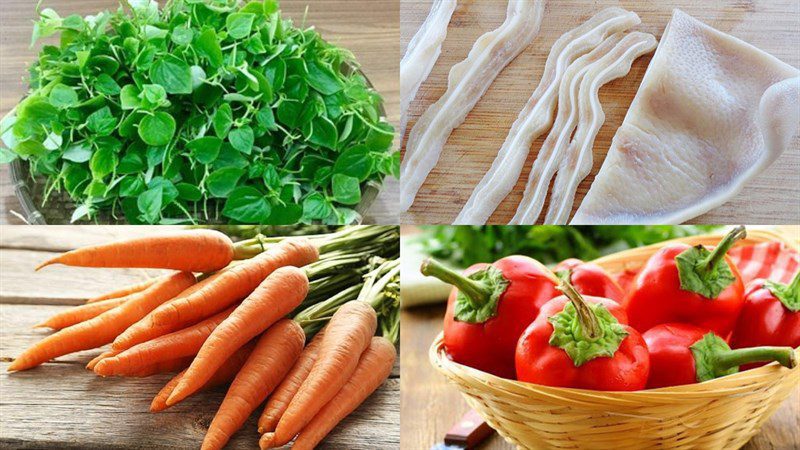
1, 0, 398, 224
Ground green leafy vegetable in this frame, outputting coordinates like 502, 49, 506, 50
1, 0, 397, 224
149, 55, 192, 94
138, 112, 176, 146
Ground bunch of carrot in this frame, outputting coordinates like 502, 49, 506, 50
9, 226, 399, 449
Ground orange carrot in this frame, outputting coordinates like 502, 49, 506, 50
110, 270, 229, 352
85, 278, 158, 303
86, 350, 118, 371
150, 238, 318, 329
270, 301, 377, 446
150, 341, 256, 412
35, 297, 128, 330
166, 267, 309, 406
201, 320, 305, 450
125, 356, 193, 378
257, 329, 326, 434
8, 272, 195, 372
36, 229, 234, 272
262, 337, 396, 450
94, 305, 236, 377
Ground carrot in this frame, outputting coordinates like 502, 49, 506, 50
262, 337, 396, 450
35, 297, 129, 330
36, 229, 234, 272
126, 356, 193, 378
270, 301, 377, 446
7, 272, 195, 372
94, 305, 236, 377
201, 319, 305, 450
257, 329, 326, 434
150, 341, 256, 412
150, 238, 318, 329
86, 350, 118, 371
166, 267, 309, 406
85, 278, 158, 303
110, 270, 229, 352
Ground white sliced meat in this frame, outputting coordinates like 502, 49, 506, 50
544, 32, 657, 224
400, 0, 457, 140
572, 9, 800, 224
400, 0, 546, 213
454, 7, 640, 224
510, 32, 655, 224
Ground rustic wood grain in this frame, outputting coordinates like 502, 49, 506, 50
400, 0, 800, 225
0, 248, 167, 305
0, 0, 399, 225
400, 304, 799, 450
0, 225, 177, 252
0, 227, 400, 449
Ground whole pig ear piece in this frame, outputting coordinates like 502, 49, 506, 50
756, 77, 800, 170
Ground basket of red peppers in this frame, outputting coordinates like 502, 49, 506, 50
426, 226, 799, 450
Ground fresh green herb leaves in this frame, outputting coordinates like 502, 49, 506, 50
49, 84, 79, 108
138, 112, 176, 146
149, 55, 192, 94
1, 0, 397, 224
226, 13, 256, 40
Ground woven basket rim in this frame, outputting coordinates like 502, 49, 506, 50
429, 228, 800, 400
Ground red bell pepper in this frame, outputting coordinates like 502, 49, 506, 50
554, 258, 624, 302
515, 280, 650, 390
421, 256, 559, 378
643, 323, 797, 389
731, 273, 800, 369
623, 226, 747, 336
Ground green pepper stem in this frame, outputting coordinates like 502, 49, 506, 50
420, 258, 491, 308
714, 346, 797, 372
788, 271, 800, 292
558, 278, 601, 341
699, 225, 746, 273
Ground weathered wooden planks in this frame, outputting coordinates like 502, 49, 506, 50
0, 249, 166, 305
400, 0, 800, 224
0, 226, 179, 252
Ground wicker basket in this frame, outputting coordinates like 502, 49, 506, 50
430, 229, 800, 450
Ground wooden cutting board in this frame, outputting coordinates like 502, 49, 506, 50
400, 0, 800, 225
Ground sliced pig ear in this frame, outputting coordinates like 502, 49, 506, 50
756, 76, 800, 169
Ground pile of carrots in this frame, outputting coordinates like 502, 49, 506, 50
9, 226, 400, 449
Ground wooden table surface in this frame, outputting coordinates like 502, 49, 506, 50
400, 304, 800, 450
0, 0, 399, 225
0, 226, 400, 449
400, 0, 800, 225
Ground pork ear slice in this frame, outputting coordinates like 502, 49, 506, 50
544, 32, 657, 224
400, 0, 546, 213
454, 7, 641, 224
509, 33, 628, 224
400, 0, 457, 140
572, 9, 800, 224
